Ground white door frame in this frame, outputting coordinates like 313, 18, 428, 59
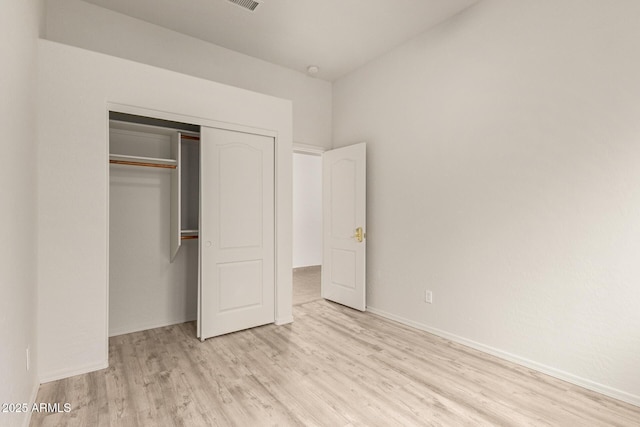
293, 143, 326, 156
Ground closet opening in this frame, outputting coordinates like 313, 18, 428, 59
108, 111, 201, 337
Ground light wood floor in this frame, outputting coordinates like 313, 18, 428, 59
32, 273, 639, 426
292, 266, 321, 306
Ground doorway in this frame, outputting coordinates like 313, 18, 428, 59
292, 149, 323, 305
292, 143, 367, 311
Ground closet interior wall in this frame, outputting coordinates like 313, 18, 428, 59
108, 116, 200, 336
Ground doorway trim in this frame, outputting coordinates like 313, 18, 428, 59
293, 142, 326, 156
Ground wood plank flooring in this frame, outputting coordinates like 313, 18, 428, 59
292, 266, 321, 306
32, 298, 640, 425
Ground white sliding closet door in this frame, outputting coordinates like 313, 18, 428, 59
199, 127, 275, 340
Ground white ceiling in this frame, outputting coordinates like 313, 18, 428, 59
82, 0, 478, 81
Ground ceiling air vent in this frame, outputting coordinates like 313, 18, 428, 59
227, 0, 262, 12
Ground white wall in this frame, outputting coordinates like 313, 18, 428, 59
37, 40, 292, 382
293, 153, 323, 268
333, 0, 640, 405
0, 1, 42, 426
44, 0, 332, 150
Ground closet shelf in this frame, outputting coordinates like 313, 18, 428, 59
109, 154, 177, 169
181, 134, 200, 141
180, 229, 199, 240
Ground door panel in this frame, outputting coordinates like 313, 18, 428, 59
330, 159, 357, 237
322, 143, 366, 311
218, 260, 263, 312
199, 127, 275, 340
331, 249, 357, 289
218, 144, 264, 249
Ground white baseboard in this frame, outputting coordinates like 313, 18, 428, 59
39, 360, 109, 384
366, 305, 640, 408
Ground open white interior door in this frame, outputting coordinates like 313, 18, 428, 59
322, 143, 366, 311
198, 127, 275, 340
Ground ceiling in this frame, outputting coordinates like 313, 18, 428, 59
82, 0, 478, 81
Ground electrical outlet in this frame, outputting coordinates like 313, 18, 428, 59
425, 290, 433, 304
26, 347, 30, 371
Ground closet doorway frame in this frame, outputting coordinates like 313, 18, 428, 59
105, 102, 289, 350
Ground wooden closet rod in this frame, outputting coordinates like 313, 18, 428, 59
181, 235, 199, 240
181, 134, 200, 141
109, 159, 177, 169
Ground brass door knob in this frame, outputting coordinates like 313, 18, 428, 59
352, 227, 365, 243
